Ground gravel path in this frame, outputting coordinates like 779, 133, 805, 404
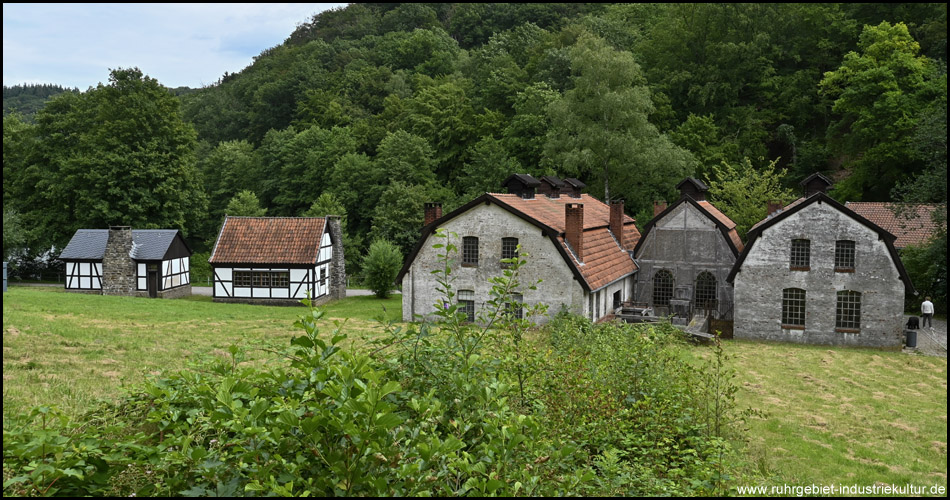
905, 314, 947, 358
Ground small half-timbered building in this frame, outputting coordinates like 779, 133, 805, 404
209, 216, 345, 305
60, 226, 193, 298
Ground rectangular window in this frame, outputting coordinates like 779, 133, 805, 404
836, 291, 861, 331
462, 236, 479, 267
501, 237, 518, 268
782, 288, 806, 328
835, 240, 855, 272
234, 271, 289, 288
790, 239, 810, 270
458, 289, 475, 322
506, 293, 524, 320
320, 268, 327, 286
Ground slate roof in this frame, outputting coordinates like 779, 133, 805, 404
844, 202, 940, 248
59, 229, 185, 261
397, 193, 640, 292
209, 216, 326, 265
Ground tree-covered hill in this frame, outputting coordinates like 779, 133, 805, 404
3, 83, 78, 117
4, 3, 946, 283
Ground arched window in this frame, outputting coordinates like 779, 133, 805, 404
653, 269, 674, 306
694, 271, 717, 308
836, 290, 861, 330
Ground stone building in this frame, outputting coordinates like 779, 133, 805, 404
632, 178, 743, 327
398, 174, 641, 324
209, 216, 345, 305
60, 226, 193, 298
728, 174, 914, 348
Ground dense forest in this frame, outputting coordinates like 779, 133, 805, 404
3, 3, 947, 286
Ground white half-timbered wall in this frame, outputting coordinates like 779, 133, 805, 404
136, 257, 190, 291
65, 261, 103, 290
213, 232, 334, 300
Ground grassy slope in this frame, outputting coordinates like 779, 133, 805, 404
2, 286, 400, 419
689, 340, 947, 491
3, 287, 946, 491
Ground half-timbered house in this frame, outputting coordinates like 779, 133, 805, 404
632, 178, 743, 329
209, 216, 345, 305
60, 226, 193, 298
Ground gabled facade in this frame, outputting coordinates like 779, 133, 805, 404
209, 216, 345, 305
398, 175, 641, 325
728, 175, 914, 348
632, 178, 743, 325
59, 226, 193, 298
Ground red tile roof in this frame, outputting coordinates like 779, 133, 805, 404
210, 217, 326, 265
488, 194, 640, 290
845, 202, 940, 248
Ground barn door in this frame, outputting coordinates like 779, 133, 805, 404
147, 264, 159, 298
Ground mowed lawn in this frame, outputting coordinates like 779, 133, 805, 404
2, 286, 400, 419
690, 340, 947, 491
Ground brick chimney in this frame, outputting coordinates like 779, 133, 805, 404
609, 200, 624, 245
565, 203, 584, 262
653, 200, 667, 217
767, 200, 784, 216
424, 202, 442, 226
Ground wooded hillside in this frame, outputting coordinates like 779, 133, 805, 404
4, 3, 946, 279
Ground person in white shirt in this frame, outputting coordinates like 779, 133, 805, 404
921, 297, 934, 328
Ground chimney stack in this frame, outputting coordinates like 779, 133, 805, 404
653, 200, 667, 217
767, 200, 784, 216
102, 226, 136, 296
565, 203, 584, 262
609, 200, 624, 245
424, 202, 442, 226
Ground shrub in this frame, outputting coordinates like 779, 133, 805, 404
362, 238, 402, 298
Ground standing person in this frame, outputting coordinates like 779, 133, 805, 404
921, 297, 934, 328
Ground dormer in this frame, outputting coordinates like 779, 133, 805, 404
502, 174, 542, 199
538, 175, 566, 198
562, 178, 586, 198
800, 172, 833, 197
676, 177, 708, 201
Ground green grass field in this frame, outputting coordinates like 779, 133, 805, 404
686, 340, 947, 493
2, 286, 400, 419
3, 286, 946, 493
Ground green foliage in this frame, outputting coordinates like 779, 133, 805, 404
706, 157, 797, 240
224, 190, 266, 217
820, 22, 937, 201
189, 252, 212, 286
544, 32, 696, 213
3, 208, 27, 260
362, 238, 402, 299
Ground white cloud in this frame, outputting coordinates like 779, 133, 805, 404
2, 3, 347, 89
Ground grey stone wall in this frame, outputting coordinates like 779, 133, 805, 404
733, 202, 904, 348
101, 227, 137, 296
634, 202, 736, 318
402, 203, 587, 324
326, 216, 347, 300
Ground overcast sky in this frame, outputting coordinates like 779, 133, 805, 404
3, 3, 347, 90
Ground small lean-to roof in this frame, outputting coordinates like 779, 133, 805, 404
397, 193, 640, 292
59, 229, 188, 261
634, 196, 744, 257
727, 192, 915, 294
844, 202, 940, 249
209, 216, 326, 265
